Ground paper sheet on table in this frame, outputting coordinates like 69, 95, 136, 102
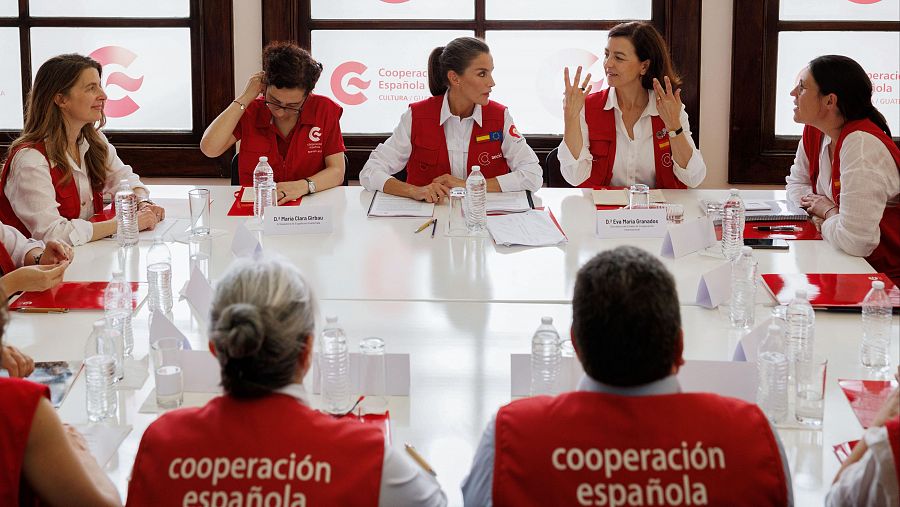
241, 186, 255, 203
367, 191, 435, 217
149, 310, 192, 350
486, 209, 566, 247
593, 189, 666, 206
103, 217, 179, 243
486, 191, 531, 213
71, 423, 132, 467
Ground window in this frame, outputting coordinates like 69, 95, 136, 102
729, 0, 900, 184
0, 0, 235, 178
263, 0, 701, 185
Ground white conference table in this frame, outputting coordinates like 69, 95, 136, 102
5, 184, 898, 507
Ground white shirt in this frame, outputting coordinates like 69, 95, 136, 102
558, 87, 706, 188
5, 132, 147, 246
826, 425, 899, 507
275, 384, 447, 507
785, 130, 900, 257
0, 223, 43, 269
360, 93, 543, 193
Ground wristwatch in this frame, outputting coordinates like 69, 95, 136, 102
33, 251, 43, 265
305, 178, 317, 195
668, 126, 684, 138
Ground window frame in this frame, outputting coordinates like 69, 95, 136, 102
728, 0, 900, 185
262, 0, 701, 186
0, 0, 235, 178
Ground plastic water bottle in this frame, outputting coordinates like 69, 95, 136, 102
786, 289, 815, 363
115, 179, 138, 247
721, 189, 745, 260
757, 322, 788, 423
84, 320, 118, 422
860, 280, 892, 369
104, 270, 133, 372
253, 156, 276, 220
147, 237, 173, 313
730, 246, 758, 329
465, 165, 487, 233
320, 316, 351, 414
530, 317, 561, 396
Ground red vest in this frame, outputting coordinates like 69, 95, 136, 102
0, 142, 104, 238
0, 243, 15, 276
236, 94, 344, 186
126, 393, 384, 507
493, 391, 788, 507
886, 416, 900, 487
0, 378, 50, 506
802, 120, 900, 283
405, 95, 510, 186
582, 88, 686, 189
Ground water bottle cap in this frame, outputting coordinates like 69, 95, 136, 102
872, 280, 885, 290
729, 188, 739, 194
471, 165, 481, 172
741, 246, 752, 255
794, 289, 807, 298
259, 156, 268, 162
541, 316, 553, 324
93, 319, 106, 329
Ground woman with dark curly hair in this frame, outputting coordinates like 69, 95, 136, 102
201, 42, 345, 203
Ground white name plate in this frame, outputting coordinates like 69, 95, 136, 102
264, 205, 333, 235
596, 208, 667, 239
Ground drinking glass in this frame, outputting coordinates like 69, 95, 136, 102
628, 184, 650, 209
795, 356, 827, 426
188, 189, 210, 236
151, 338, 184, 410
359, 337, 388, 413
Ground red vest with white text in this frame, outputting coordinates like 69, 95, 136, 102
802, 119, 900, 283
0, 243, 15, 276
582, 88, 686, 189
0, 378, 50, 506
126, 393, 384, 507
886, 416, 900, 487
236, 94, 344, 186
0, 142, 104, 237
493, 391, 788, 507
405, 95, 510, 186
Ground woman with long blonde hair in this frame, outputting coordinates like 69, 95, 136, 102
0, 54, 164, 245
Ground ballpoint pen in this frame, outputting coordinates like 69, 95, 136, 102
404, 443, 437, 476
16, 307, 68, 313
431, 219, 437, 238
415, 218, 435, 233
754, 226, 800, 232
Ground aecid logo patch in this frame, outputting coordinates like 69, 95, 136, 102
88, 46, 144, 118
331, 61, 371, 106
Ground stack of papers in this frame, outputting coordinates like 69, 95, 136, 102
593, 189, 666, 206
486, 191, 532, 214
367, 191, 435, 218
700, 199, 808, 222
486, 209, 567, 247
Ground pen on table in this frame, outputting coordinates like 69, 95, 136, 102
415, 218, 435, 233
754, 226, 800, 232
404, 443, 437, 476
431, 219, 437, 238
16, 308, 68, 314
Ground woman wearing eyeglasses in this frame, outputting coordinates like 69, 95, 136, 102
201, 42, 345, 204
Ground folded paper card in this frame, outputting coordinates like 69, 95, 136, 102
732, 318, 772, 363
596, 208, 668, 239
149, 310, 192, 350
661, 216, 717, 258
695, 261, 732, 309
183, 266, 214, 320
264, 205, 333, 236
310, 353, 410, 396
838, 379, 899, 429
231, 221, 263, 258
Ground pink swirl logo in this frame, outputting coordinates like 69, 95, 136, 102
848, 0, 882, 4
88, 46, 144, 118
380, 0, 410, 3
330, 61, 371, 106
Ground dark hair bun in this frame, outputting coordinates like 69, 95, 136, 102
214, 303, 266, 358
262, 41, 322, 92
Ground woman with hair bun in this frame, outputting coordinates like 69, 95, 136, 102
201, 42, 345, 203
360, 36, 543, 203
557, 21, 706, 189
785, 55, 900, 283
126, 257, 446, 506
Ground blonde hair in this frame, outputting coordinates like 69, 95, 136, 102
3, 54, 109, 190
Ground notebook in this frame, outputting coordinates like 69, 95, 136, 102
10, 282, 147, 312
228, 187, 302, 217
761, 273, 899, 311
701, 199, 809, 223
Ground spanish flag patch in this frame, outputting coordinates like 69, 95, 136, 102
475, 134, 491, 143
658, 140, 670, 149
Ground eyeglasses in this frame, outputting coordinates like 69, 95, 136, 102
264, 90, 307, 114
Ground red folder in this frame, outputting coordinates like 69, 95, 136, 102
89, 205, 116, 223
227, 187, 302, 217
10, 282, 147, 311
838, 379, 898, 429
832, 440, 860, 464
761, 273, 899, 310
715, 220, 822, 241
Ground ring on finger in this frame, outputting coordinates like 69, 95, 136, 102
579, 87, 586, 91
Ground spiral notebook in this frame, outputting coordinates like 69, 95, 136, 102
700, 199, 809, 223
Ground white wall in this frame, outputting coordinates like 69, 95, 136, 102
231, 0, 745, 189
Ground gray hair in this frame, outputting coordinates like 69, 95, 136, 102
209, 256, 317, 398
